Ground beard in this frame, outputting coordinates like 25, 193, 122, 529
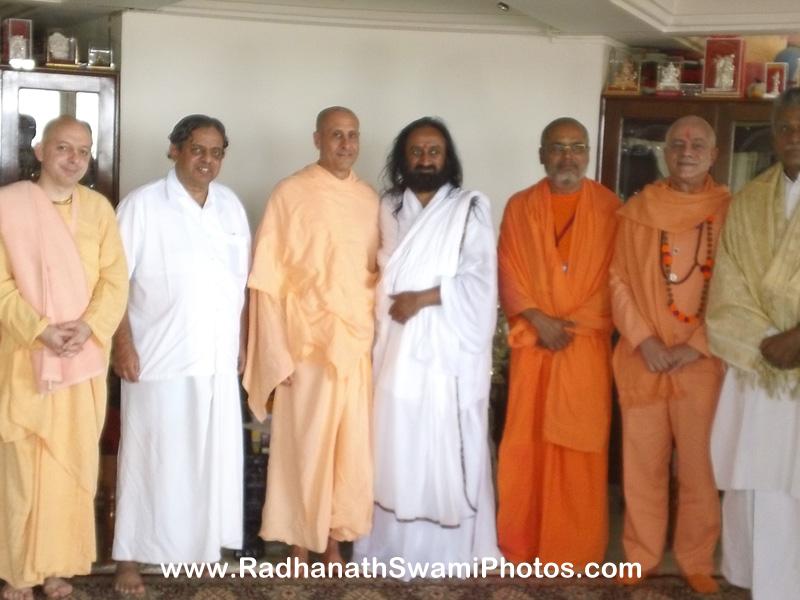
404, 166, 450, 193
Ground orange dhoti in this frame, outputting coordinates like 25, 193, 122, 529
262, 356, 373, 551
498, 344, 609, 565
618, 366, 721, 574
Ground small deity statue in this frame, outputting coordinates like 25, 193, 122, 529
659, 62, 681, 90
770, 70, 782, 95
612, 57, 638, 90
714, 54, 735, 90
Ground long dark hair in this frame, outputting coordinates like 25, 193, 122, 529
383, 116, 463, 197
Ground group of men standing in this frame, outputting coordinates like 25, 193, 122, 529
0, 89, 798, 600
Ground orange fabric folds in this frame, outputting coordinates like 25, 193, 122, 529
611, 177, 729, 407
498, 178, 620, 452
244, 164, 379, 421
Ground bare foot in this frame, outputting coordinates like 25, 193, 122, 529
42, 578, 72, 599
114, 561, 145, 597
685, 573, 720, 594
1, 583, 34, 600
290, 545, 309, 563
321, 537, 345, 567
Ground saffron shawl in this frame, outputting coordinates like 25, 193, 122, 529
706, 163, 800, 396
498, 178, 620, 451
0, 181, 105, 392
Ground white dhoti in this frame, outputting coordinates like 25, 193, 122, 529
711, 372, 800, 599
112, 375, 243, 563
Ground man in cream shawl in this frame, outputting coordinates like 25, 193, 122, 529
0, 116, 128, 600
354, 117, 500, 571
706, 88, 800, 599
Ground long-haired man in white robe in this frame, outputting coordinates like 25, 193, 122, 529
111, 115, 250, 595
354, 117, 501, 573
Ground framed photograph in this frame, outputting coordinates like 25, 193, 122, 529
88, 47, 114, 69
46, 30, 78, 66
2, 18, 33, 65
606, 49, 640, 95
656, 60, 683, 96
703, 37, 745, 96
764, 62, 788, 98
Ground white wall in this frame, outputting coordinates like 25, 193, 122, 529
120, 11, 610, 229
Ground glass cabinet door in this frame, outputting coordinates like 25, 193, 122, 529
618, 118, 673, 201
1, 68, 117, 202
729, 121, 773, 193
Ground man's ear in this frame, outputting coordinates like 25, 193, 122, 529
313, 131, 321, 151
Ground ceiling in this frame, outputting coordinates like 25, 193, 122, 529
1, 0, 799, 47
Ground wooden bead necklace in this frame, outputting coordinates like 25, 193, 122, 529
659, 216, 714, 324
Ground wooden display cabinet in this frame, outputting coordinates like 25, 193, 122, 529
598, 95, 775, 201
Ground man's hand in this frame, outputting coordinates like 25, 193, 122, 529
112, 337, 140, 382
760, 327, 800, 370
389, 287, 441, 325
638, 336, 674, 373
523, 308, 575, 351
59, 319, 92, 357
667, 343, 702, 372
37, 325, 72, 355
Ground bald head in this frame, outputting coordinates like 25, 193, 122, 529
41, 115, 92, 144
666, 116, 716, 147
540, 117, 588, 148
315, 106, 358, 133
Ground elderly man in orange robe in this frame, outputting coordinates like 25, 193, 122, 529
610, 115, 729, 594
244, 106, 378, 565
0, 116, 128, 600
497, 117, 620, 567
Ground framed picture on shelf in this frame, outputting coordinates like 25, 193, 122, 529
764, 62, 788, 98
656, 60, 683, 96
46, 30, 78, 66
2, 18, 33, 67
606, 49, 640, 95
703, 37, 745, 96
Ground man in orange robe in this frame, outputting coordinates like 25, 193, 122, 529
244, 107, 378, 565
610, 116, 729, 594
497, 117, 620, 567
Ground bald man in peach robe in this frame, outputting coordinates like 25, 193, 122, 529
244, 107, 378, 564
497, 118, 619, 567
610, 116, 729, 595
0, 117, 128, 600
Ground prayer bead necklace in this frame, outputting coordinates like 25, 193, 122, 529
659, 216, 714, 324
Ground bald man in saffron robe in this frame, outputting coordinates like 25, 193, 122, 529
496, 117, 619, 567
244, 107, 378, 565
0, 116, 128, 600
610, 116, 729, 595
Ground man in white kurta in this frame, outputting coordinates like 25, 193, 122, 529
706, 89, 800, 599
111, 116, 250, 595
354, 117, 500, 572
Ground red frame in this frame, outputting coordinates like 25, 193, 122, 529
703, 37, 745, 96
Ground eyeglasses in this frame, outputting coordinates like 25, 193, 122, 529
545, 143, 588, 155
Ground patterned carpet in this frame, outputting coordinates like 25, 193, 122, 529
28, 575, 750, 599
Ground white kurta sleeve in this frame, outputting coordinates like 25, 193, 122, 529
439, 194, 498, 355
